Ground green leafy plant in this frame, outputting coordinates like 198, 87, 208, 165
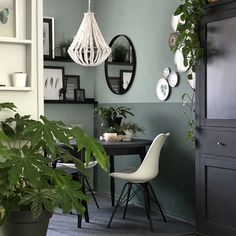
0, 102, 107, 224
95, 106, 134, 120
172, 0, 207, 77
182, 91, 195, 143
120, 122, 144, 134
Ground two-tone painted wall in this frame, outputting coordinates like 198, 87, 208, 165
43, 0, 195, 223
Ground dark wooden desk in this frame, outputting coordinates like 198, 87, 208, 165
98, 139, 152, 206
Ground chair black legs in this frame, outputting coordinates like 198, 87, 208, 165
147, 182, 166, 222
107, 182, 129, 228
107, 182, 166, 232
83, 175, 99, 209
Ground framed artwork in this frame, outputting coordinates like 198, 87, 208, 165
44, 66, 64, 100
75, 89, 85, 102
120, 70, 132, 90
43, 17, 54, 59
64, 75, 80, 100
0, 0, 17, 38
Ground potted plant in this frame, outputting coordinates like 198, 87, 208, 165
120, 122, 144, 141
58, 38, 73, 58
112, 43, 129, 62
95, 106, 134, 128
103, 126, 125, 142
0, 102, 107, 236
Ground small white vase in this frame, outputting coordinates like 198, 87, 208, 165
103, 133, 122, 142
11, 72, 27, 87
122, 130, 134, 141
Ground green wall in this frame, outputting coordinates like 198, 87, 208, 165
43, 0, 96, 134
94, 0, 195, 223
43, 0, 196, 224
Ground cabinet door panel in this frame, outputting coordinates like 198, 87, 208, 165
199, 156, 236, 235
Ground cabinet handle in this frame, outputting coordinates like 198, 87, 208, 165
217, 142, 225, 146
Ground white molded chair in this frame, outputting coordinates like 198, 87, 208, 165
107, 133, 170, 232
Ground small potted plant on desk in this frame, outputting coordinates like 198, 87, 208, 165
120, 122, 144, 141
0, 102, 107, 236
94, 105, 134, 128
58, 38, 73, 58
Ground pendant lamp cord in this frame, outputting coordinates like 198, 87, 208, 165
88, 0, 91, 12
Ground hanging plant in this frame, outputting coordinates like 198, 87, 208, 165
171, 0, 207, 78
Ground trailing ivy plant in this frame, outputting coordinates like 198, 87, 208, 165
172, 0, 207, 78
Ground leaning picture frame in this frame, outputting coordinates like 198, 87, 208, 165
43, 17, 54, 59
75, 88, 85, 102
64, 75, 80, 100
0, 0, 18, 38
120, 70, 132, 90
44, 66, 64, 100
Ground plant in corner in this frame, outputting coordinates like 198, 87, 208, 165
0, 102, 107, 236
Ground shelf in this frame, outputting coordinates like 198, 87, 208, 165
44, 56, 74, 63
107, 61, 133, 66
44, 98, 98, 105
0, 87, 32, 91
0, 37, 32, 45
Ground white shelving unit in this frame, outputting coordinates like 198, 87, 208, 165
0, 0, 34, 91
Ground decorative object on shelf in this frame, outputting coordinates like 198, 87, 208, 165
11, 72, 27, 87
168, 71, 179, 87
105, 35, 136, 95
43, 17, 55, 59
44, 66, 64, 100
163, 67, 171, 78
0, 0, 16, 37
64, 75, 80, 100
75, 88, 85, 102
68, 0, 111, 66
156, 78, 169, 101
58, 37, 73, 58
0, 8, 9, 24
0, 102, 107, 236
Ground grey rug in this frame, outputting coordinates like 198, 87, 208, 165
47, 193, 195, 236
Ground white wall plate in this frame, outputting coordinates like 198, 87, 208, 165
156, 78, 169, 101
163, 67, 171, 78
168, 71, 179, 87
174, 48, 188, 73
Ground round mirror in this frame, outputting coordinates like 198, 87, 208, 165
105, 35, 136, 95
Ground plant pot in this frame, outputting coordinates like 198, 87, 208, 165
11, 72, 27, 87
122, 130, 134, 141
61, 47, 70, 58
103, 133, 122, 142
0, 210, 52, 236
107, 117, 122, 127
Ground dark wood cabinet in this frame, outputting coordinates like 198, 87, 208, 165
196, 1, 236, 235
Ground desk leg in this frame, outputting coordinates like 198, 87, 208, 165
110, 155, 115, 207
82, 175, 89, 223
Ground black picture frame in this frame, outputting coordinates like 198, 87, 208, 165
64, 75, 80, 100
75, 89, 85, 101
43, 66, 65, 100
43, 17, 54, 59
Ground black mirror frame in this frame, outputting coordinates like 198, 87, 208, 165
104, 35, 136, 95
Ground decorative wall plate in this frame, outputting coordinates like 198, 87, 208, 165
168, 71, 179, 87
168, 32, 179, 49
163, 67, 171, 78
174, 48, 188, 73
156, 78, 169, 101
171, 13, 184, 32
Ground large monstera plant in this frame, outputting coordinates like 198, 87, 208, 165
0, 102, 107, 225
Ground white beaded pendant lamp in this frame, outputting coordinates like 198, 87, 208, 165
68, 0, 111, 67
